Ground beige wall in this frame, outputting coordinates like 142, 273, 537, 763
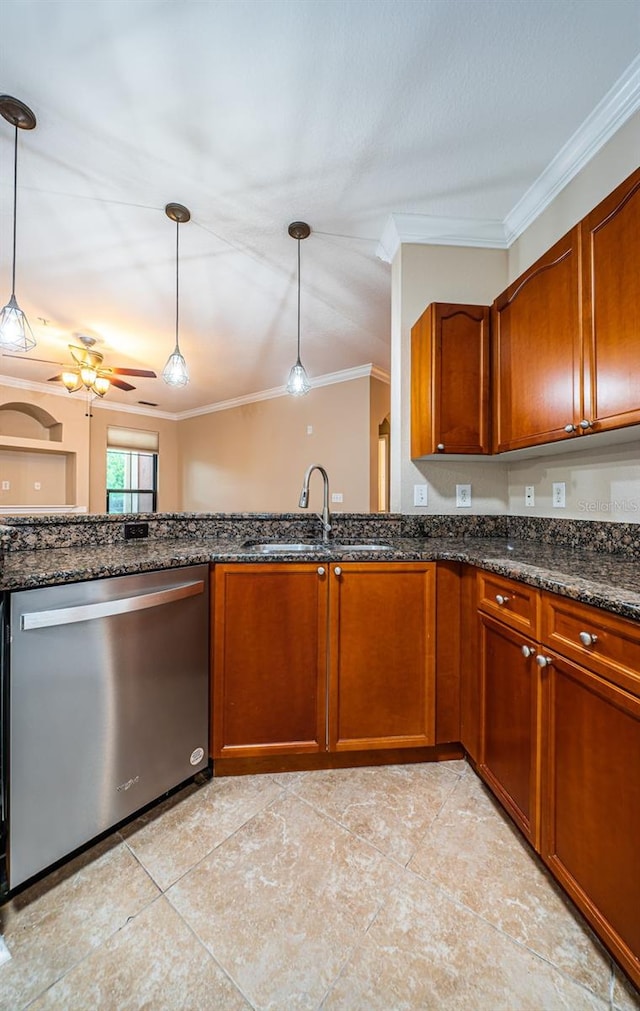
0, 383, 90, 509
178, 377, 383, 514
391, 245, 509, 514
89, 405, 179, 513
392, 111, 640, 522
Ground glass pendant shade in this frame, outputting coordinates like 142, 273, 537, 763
0, 97, 37, 355
0, 294, 36, 352
286, 359, 311, 396
92, 375, 111, 397
62, 370, 81, 392
79, 364, 98, 388
162, 346, 189, 387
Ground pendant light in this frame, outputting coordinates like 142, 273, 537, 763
286, 221, 311, 396
0, 95, 37, 353
162, 202, 190, 387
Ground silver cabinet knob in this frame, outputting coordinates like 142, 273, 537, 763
578, 631, 598, 646
521, 645, 536, 658
436, 443, 445, 451
535, 655, 553, 668
334, 566, 342, 577
579, 419, 594, 430
317, 566, 325, 576
495, 594, 509, 606
564, 423, 577, 433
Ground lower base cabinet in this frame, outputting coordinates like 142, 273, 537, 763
211, 561, 435, 759
542, 652, 640, 986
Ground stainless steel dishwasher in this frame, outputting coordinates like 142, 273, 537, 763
2, 564, 209, 891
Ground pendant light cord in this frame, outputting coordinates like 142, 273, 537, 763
10, 122, 18, 296
296, 237, 301, 364
175, 217, 180, 352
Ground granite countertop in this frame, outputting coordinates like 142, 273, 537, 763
1, 535, 639, 622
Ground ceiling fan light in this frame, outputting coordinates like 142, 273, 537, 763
79, 364, 98, 388
61, 370, 81, 392
92, 375, 111, 397
286, 360, 311, 397
162, 347, 189, 387
0, 294, 36, 353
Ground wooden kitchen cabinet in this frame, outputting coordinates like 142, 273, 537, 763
329, 561, 435, 751
478, 611, 542, 848
212, 561, 436, 759
541, 649, 640, 988
411, 302, 491, 457
581, 166, 640, 434
492, 226, 583, 452
211, 563, 328, 758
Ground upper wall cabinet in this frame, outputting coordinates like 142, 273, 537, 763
492, 227, 583, 453
411, 302, 491, 458
581, 167, 640, 434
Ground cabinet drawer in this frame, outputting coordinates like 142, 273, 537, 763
541, 592, 640, 695
477, 570, 540, 636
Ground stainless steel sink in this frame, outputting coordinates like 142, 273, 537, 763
242, 541, 394, 553
242, 541, 325, 553
330, 542, 394, 552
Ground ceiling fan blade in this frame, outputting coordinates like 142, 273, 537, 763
5, 354, 65, 366
47, 375, 64, 382
110, 378, 136, 392
111, 367, 157, 378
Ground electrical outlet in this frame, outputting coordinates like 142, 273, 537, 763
124, 522, 149, 540
34, 482, 41, 491
331, 492, 343, 503
1, 480, 9, 491
414, 484, 428, 507
456, 484, 472, 508
552, 482, 566, 508
525, 485, 535, 507
306, 425, 313, 435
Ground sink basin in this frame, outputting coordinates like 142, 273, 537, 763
242, 541, 325, 553
330, 542, 394, 552
242, 540, 394, 554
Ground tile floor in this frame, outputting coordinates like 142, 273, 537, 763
1, 760, 639, 1010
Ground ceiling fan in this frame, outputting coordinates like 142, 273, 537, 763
6, 334, 157, 398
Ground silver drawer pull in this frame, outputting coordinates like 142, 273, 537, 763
535, 655, 553, 668
495, 594, 509, 606
578, 631, 598, 647
334, 566, 342, 577
521, 645, 536, 658
317, 566, 326, 576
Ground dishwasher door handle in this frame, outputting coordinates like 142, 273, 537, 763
20, 579, 205, 631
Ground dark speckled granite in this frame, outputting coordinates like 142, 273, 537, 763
0, 527, 638, 622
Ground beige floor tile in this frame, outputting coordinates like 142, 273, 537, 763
290, 762, 462, 864
322, 871, 609, 1010
613, 962, 640, 1010
0, 838, 159, 1011
28, 896, 250, 1011
408, 772, 611, 1000
167, 792, 400, 1010
122, 772, 284, 890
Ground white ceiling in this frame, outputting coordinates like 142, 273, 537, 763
0, 0, 638, 415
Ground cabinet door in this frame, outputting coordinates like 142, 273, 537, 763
411, 302, 491, 457
212, 564, 327, 758
581, 167, 640, 434
493, 226, 582, 452
329, 562, 435, 751
478, 614, 542, 847
542, 652, 640, 989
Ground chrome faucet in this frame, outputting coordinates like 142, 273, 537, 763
298, 464, 332, 542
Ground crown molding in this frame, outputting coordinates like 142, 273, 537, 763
504, 54, 640, 244
376, 213, 508, 263
0, 373, 175, 419
378, 56, 640, 261
175, 364, 390, 421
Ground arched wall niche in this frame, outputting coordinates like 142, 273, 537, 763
0, 402, 63, 442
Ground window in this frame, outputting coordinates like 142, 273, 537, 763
106, 426, 160, 514
106, 450, 157, 513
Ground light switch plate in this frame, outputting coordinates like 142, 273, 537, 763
414, 484, 428, 507
525, 485, 535, 507
331, 492, 343, 503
